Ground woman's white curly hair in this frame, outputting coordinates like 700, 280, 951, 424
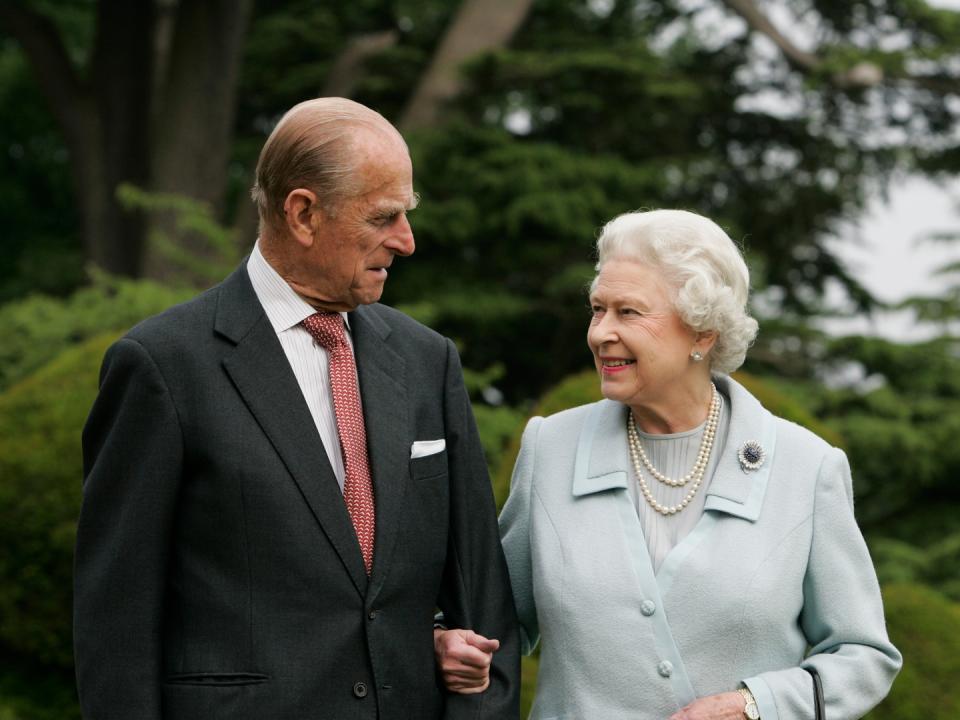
594, 209, 758, 375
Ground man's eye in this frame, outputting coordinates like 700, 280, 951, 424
373, 213, 400, 227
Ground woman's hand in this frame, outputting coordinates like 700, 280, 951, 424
668, 691, 747, 719
433, 628, 500, 693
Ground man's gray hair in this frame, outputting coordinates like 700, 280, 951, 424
593, 209, 759, 375
251, 97, 401, 233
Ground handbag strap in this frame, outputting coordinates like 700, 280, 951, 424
803, 666, 826, 720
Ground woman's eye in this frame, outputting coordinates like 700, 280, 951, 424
620, 308, 638, 316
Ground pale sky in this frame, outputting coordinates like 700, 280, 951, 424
810, 0, 960, 342
824, 177, 960, 341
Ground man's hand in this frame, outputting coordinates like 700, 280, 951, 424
668, 691, 748, 719
434, 628, 500, 694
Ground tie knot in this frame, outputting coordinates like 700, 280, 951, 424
303, 312, 347, 351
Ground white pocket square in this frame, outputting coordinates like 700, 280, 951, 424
410, 439, 446, 459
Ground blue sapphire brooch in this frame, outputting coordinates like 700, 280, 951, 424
737, 440, 766, 472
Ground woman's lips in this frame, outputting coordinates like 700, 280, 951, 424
600, 358, 635, 374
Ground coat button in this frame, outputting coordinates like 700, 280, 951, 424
640, 600, 656, 616
368, 610, 377, 620
353, 681, 368, 698
657, 660, 673, 678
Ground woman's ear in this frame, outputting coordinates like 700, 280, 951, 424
283, 188, 320, 248
693, 329, 718, 356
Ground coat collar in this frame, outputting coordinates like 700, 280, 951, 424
571, 375, 777, 522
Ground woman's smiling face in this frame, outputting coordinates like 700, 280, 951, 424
587, 258, 700, 411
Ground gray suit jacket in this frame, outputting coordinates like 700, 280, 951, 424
501, 375, 900, 719
75, 263, 519, 719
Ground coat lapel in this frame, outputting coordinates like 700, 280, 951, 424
570, 379, 778, 521
572, 399, 630, 497
215, 264, 369, 596
349, 305, 409, 601
703, 375, 777, 522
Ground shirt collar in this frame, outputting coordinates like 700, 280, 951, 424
247, 240, 350, 335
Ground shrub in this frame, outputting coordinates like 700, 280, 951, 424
0, 274, 193, 392
472, 402, 526, 492
864, 584, 960, 720
0, 659, 79, 720
0, 333, 117, 668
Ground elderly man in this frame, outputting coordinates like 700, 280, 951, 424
74, 98, 519, 719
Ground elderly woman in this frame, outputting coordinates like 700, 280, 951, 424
435, 209, 901, 719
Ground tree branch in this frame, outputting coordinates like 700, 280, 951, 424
721, 0, 821, 70
720, 0, 884, 88
398, 0, 535, 131
322, 30, 399, 99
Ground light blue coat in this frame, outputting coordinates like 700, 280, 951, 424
500, 375, 901, 719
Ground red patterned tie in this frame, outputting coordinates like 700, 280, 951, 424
302, 312, 376, 575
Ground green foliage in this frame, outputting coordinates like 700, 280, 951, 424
398, 122, 657, 398
0, 273, 192, 392
863, 584, 960, 720
0, 38, 82, 301
520, 654, 540, 719
116, 184, 242, 286
734, 371, 845, 448
472, 403, 527, 503
785, 336, 960, 533
530, 369, 601, 420
897, 233, 960, 327
491, 369, 600, 508
0, 660, 79, 720
0, 333, 116, 668
872, 534, 960, 601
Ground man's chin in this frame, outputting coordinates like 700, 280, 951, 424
351, 284, 386, 307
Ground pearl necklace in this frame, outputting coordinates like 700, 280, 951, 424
627, 383, 721, 516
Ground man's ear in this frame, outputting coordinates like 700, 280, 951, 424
283, 188, 320, 248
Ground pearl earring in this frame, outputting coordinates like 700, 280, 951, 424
691, 351, 703, 362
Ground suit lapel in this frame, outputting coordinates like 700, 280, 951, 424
215, 264, 369, 595
350, 305, 409, 600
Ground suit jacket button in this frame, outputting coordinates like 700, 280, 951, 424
368, 610, 377, 620
657, 660, 673, 678
640, 600, 656, 616
353, 681, 368, 698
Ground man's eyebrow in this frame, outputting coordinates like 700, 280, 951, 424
373, 193, 419, 216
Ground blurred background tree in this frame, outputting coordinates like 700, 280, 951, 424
1, 0, 959, 717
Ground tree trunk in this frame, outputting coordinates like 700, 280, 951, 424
398, 0, 535, 132
90, 0, 156, 274
2, 0, 252, 281
0, 1, 153, 276
143, 0, 253, 281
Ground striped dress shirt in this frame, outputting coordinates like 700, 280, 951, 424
246, 241, 351, 492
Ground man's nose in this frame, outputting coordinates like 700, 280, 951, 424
386, 215, 415, 256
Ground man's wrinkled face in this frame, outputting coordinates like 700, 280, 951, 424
292, 134, 417, 311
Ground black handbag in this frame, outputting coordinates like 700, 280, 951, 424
803, 666, 826, 720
